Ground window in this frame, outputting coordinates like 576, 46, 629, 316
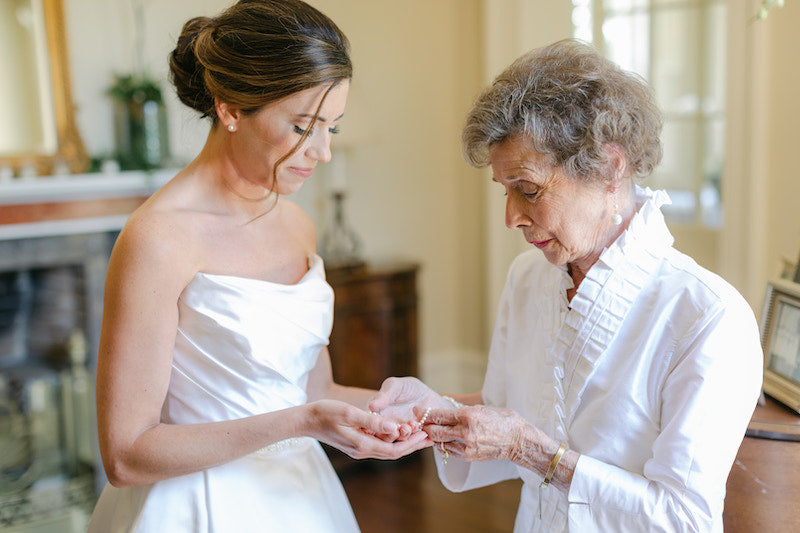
572, 0, 726, 227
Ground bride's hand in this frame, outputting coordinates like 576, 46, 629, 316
368, 377, 451, 435
304, 399, 430, 460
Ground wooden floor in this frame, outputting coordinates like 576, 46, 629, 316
335, 450, 522, 533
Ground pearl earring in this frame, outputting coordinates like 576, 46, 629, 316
227, 124, 235, 132
611, 194, 622, 226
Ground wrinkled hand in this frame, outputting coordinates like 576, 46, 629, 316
368, 377, 451, 436
415, 404, 529, 462
306, 399, 429, 460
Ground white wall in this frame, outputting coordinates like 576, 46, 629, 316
765, 1, 800, 293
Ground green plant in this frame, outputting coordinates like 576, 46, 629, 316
107, 73, 162, 104
107, 74, 169, 170
755, 0, 787, 21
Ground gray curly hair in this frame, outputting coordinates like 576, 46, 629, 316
462, 39, 663, 182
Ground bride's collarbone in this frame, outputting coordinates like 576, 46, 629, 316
195, 236, 312, 284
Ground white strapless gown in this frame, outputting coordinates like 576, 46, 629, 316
88, 255, 360, 532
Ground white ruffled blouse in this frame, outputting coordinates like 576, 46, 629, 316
436, 187, 763, 533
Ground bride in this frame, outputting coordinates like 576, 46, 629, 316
87, 1, 427, 531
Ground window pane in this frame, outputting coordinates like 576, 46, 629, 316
574, 0, 726, 227
651, 6, 701, 115
651, 119, 698, 192
703, 2, 726, 115
652, 0, 696, 6
602, 12, 650, 77
572, 0, 593, 42
698, 117, 723, 227
603, 0, 648, 11
703, 117, 724, 188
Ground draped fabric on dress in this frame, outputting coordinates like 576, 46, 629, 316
88, 254, 360, 533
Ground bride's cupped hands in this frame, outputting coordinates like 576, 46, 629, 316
306, 399, 430, 460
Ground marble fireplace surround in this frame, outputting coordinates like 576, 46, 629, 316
0, 170, 172, 529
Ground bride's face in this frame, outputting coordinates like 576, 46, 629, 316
232, 81, 350, 196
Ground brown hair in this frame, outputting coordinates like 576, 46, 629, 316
462, 39, 662, 183
168, 0, 352, 198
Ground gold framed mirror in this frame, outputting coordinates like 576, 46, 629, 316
0, 0, 88, 176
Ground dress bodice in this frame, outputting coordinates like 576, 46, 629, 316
162, 254, 334, 425
89, 254, 360, 532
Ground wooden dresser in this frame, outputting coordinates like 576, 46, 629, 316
325, 262, 419, 390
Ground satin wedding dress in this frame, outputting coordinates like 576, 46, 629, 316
88, 254, 360, 532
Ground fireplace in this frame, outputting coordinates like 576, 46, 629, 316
0, 171, 168, 531
0, 229, 115, 531
0, 175, 164, 531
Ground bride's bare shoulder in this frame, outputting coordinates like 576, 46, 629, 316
124, 170, 215, 241
109, 181, 207, 286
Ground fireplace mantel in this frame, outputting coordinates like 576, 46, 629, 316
0, 169, 175, 240
0, 169, 176, 206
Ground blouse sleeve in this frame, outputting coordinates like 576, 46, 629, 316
567, 293, 762, 531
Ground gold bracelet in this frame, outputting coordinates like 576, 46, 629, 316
538, 442, 567, 519
541, 442, 567, 488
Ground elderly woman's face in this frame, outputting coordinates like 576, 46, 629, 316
490, 135, 616, 271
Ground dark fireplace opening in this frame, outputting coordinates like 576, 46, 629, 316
0, 231, 114, 531
1, 266, 86, 367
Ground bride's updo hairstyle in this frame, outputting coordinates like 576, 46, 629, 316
169, 0, 352, 155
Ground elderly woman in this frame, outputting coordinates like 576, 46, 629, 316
370, 39, 762, 532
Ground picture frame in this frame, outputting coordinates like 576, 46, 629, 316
760, 278, 800, 413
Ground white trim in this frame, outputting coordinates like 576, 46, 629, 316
0, 215, 130, 241
719, 0, 770, 308
0, 168, 175, 205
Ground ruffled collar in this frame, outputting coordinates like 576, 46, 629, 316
546, 187, 675, 443
606, 186, 674, 263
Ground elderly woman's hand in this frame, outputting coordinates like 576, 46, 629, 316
415, 404, 529, 462
418, 404, 577, 492
419, 404, 578, 496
